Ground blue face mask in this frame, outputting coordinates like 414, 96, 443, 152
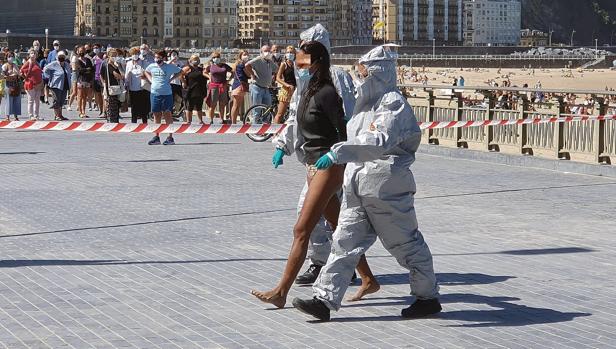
297, 68, 313, 82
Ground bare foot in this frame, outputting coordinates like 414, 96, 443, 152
250, 289, 287, 309
346, 280, 381, 302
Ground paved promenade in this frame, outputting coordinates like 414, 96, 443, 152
1, 109, 616, 348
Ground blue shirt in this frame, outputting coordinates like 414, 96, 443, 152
146, 63, 181, 96
47, 49, 59, 64
43, 61, 72, 90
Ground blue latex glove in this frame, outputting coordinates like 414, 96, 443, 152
315, 151, 336, 170
272, 148, 285, 168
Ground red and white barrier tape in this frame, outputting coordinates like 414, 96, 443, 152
0, 120, 286, 134
418, 114, 616, 130
1, 115, 615, 134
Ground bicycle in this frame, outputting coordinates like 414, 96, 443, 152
242, 87, 289, 142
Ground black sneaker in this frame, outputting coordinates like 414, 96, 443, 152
163, 136, 175, 145
292, 297, 330, 321
148, 136, 161, 145
401, 298, 442, 319
295, 264, 322, 285
350, 271, 358, 284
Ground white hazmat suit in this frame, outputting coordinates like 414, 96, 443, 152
312, 46, 440, 310
273, 23, 356, 268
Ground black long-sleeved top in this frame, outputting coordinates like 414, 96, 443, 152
297, 84, 347, 165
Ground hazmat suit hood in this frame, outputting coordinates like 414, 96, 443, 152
299, 23, 331, 53
355, 45, 398, 113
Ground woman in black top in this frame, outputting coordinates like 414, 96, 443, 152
75, 46, 94, 118
100, 48, 124, 123
181, 54, 208, 124
251, 41, 358, 308
274, 46, 297, 123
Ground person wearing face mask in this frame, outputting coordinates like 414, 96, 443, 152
144, 50, 183, 145
91, 44, 105, 116
32, 40, 44, 62
47, 40, 61, 65
204, 51, 232, 123
271, 44, 283, 67
273, 46, 296, 124
20, 49, 44, 120
43, 51, 71, 121
100, 48, 125, 123
230, 50, 249, 124
291, 46, 441, 322
125, 47, 150, 124
181, 54, 208, 124
251, 41, 367, 309
39, 49, 51, 104
67, 45, 80, 112
271, 24, 377, 302
2, 52, 23, 121
167, 50, 184, 118
140, 44, 155, 67
244, 45, 278, 118
74, 46, 95, 118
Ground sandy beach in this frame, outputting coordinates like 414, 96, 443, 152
398, 66, 616, 91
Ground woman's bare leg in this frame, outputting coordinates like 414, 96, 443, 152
251, 165, 344, 308
273, 102, 288, 124
196, 110, 204, 124
347, 255, 381, 301
230, 95, 243, 124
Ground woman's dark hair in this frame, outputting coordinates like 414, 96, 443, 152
298, 41, 334, 110
155, 50, 167, 59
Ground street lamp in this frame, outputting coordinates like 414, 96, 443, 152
549, 29, 554, 47
45, 28, 49, 50
595, 38, 598, 59
140, 36, 143, 46
570, 29, 576, 47
432, 38, 436, 58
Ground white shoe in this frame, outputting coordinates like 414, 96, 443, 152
29, 115, 36, 121
67, 106, 72, 111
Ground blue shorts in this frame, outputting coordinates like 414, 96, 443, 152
150, 94, 173, 113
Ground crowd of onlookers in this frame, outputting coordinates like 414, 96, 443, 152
0, 41, 299, 143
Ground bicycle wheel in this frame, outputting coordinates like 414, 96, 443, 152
244, 104, 275, 142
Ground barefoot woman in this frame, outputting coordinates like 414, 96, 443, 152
251, 41, 378, 308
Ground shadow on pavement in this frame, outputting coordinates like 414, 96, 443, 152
0, 151, 45, 155
435, 246, 596, 257
0, 258, 289, 268
125, 159, 179, 163
373, 272, 515, 286
500, 247, 594, 255
416, 182, 616, 200
0, 207, 296, 239
332, 293, 591, 326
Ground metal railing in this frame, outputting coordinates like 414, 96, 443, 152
404, 84, 616, 165
331, 53, 603, 61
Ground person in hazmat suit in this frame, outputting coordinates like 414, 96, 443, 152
291, 45, 441, 321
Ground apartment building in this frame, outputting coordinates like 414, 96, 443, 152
372, 0, 464, 45
238, 0, 372, 47
74, 0, 237, 48
463, 0, 521, 46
